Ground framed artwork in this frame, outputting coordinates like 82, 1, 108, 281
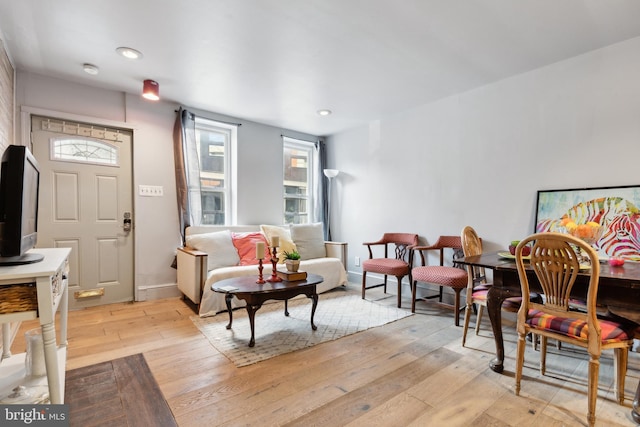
535, 185, 640, 260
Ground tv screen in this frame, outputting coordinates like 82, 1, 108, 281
0, 145, 44, 265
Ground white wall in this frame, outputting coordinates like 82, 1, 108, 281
327, 36, 640, 281
14, 71, 319, 300
13, 34, 640, 297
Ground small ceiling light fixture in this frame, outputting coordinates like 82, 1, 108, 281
83, 63, 99, 75
116, 46, 143, 60
317, 109, 332, 116
142, 79, 160, 101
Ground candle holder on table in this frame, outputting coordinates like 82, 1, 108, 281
267, 246, 282, 282
256, 258, 265, 284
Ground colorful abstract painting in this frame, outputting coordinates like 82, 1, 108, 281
535, 185, 640, 261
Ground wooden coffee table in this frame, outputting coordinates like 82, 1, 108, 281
212, 273, 324, 347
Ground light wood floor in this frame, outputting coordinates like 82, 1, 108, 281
11, 284, 640, 426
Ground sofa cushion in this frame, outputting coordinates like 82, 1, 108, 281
260, 225, 297, 263
231, 232, 272, 265
185, 230, 240, 270
290, 223, 326, 260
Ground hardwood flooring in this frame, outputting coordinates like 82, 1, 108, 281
11, 284, 640, 426
65, 353, 177, 427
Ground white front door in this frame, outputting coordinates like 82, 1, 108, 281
31, 115, 134, 309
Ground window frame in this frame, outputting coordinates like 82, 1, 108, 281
194, 117, 237, 225
49, 136, 120, 167
283, 137, 317, 225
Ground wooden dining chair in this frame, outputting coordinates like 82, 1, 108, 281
514, 232, 635, 427
361, 233, 418, 308
460, 226, 521, 346
411, 235, 468, 324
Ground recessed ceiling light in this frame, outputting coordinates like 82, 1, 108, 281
116, 47, 143, 60
317, 109, 332, 116
83, 63, 99, 75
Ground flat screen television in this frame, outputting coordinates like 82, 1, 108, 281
0, 145, 44, 265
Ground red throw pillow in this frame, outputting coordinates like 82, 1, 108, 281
231, 232, 271, 266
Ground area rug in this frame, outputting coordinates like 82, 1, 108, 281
191, 288, 413, 367
65, 353, 177, 427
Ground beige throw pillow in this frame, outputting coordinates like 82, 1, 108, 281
185, 230, 240, 270
290, 223, 326, 260
260, 225, 297, 263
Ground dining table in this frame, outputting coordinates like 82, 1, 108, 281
458, 251, 640, 423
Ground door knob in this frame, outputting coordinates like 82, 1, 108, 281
123, 212, 132, 232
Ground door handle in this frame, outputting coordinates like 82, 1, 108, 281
123, 212, 132, 232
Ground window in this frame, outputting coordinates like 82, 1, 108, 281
283, 137, 316, 224
51, 137, 119, 166
194, 118, 236, 225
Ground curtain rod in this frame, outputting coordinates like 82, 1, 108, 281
281, 134, 321, 144
175, 109, 242, 127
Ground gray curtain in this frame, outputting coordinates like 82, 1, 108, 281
173, 107, 201, 245
317, 140, 331, 240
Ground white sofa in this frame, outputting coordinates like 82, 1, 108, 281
177, 224, 348, 317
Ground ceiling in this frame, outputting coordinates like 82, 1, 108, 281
1, 1, 640, 137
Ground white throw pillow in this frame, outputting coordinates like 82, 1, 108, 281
185, 230, 240, 270
290, 223, 326, 260
260, 224, 297, 263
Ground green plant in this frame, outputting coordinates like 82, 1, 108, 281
284, 250, 301, 260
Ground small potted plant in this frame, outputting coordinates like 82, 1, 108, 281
283, 250, 301, 272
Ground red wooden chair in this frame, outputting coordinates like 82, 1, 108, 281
361, 233, 418, 308
411, 236, 468, 325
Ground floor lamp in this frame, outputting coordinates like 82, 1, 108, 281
323, 169, 339, 240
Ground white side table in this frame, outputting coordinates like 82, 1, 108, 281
0, 248, 71, 404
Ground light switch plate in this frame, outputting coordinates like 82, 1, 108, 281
139, 185, 164, 197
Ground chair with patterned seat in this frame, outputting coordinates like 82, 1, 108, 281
361, 233, 418, 308
460, 226, 522, 346
514, 232, 635, 427
411, 235, 468, 325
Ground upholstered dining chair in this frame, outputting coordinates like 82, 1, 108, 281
362, 233, 418, 308
460, 226, 521, 346
514, 232, 635, 427
411, 236, 468, 324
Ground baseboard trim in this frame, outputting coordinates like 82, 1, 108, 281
137, 282, 182, 301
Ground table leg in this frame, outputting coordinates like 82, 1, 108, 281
487, 286, 504, 373
284, 299, 289, 316
605, 306, 640, 423
224, 294, 233, 329
60, 281, 69, 345
486, 285, 510, 373
246, 304, 261, 347
310, 293, 318, 330
41, 322, 61, 404
2, 323, 11, 358
633, 367, 640, 423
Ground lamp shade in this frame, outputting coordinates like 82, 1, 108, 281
323, 169, 339, 178
142, 79, 160, 101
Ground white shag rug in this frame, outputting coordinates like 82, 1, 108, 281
191, 288, 413, 367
